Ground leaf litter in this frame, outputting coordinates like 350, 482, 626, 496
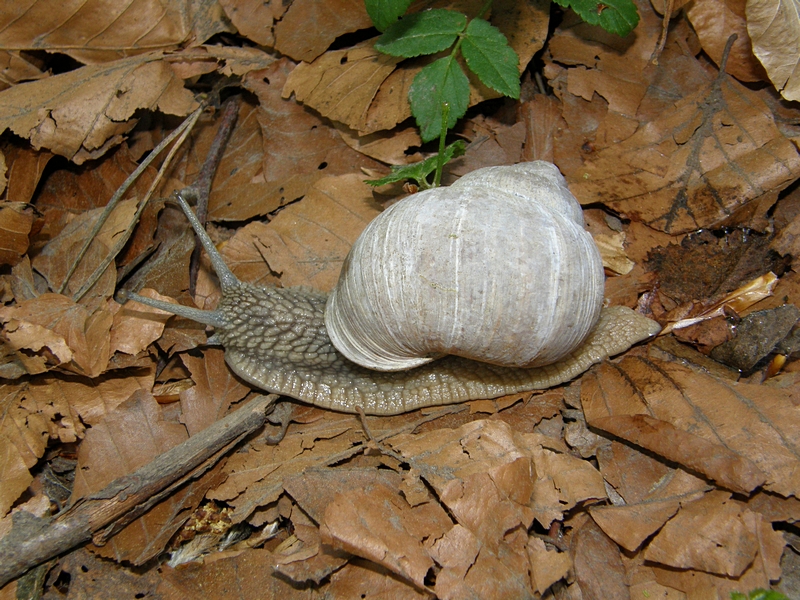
1, 0, 800, 598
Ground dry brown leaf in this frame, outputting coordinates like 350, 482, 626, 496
0, 293, 113, 377
582, 355, 800, 497
109, 289, 175, 356
0, 0, 231, 64
547, 1, 663, 116
591, 414, 766, 494
389, 420, 606, 531
747, 0, 800, 102
0, 50, 48, 92
2, 141, 53, 205
32, 198, 139, 305
67, 389, 216, 564
69, 389, 186, 502
283, 42, 403, 133
597, 441, 711, 506
273, 0, 373, 62
572, 517, 629, 600
221, 174, 381, 291
565, 72, 800, 233
644, 491, 761, 577
590, 499, 682, 552
335, 124, 423, 165
206, 413, 364, 520
319, 482, 444, 588
193, 59, 381, 222
179, 348, 250, 436
0, 53, 196, 163
0, 202, 34, 267
686, 0, 768, 82
218, 0, 286, 47
527, 537, 572, 595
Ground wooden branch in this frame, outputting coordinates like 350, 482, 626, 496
0, 394, 277, 588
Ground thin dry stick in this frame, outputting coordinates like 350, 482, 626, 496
0, 394, 277, 588
71, 107, 204, 302
650, 0, 675, 65
59, 105, 204, 295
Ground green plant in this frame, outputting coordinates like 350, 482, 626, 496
366, 103, 466, 189
364, 0, 639, 187
367, 0, 519, 143
552, 0, 639, 37
730, 589, 789, 600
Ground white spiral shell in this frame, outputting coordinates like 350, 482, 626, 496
324, 161, 605, 372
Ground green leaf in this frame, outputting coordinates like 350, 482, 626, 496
365, 140, 467, 188
409, 56, 470, 142
375, 9, 467, 57
365, 0, 413, 32
460, 18, 520, 99
730, 590, 789, 600
553, 0, 639, 36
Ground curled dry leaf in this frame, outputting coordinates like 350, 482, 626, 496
747, 0, 800, 102
0, 53, 196, 163
0, 293, 113, 377
686, 0, 768, 82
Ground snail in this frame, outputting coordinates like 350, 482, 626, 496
121, 161, 661, 415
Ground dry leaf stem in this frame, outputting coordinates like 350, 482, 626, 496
0, 394, 277, 588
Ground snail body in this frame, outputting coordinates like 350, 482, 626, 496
123, 162, 660, 415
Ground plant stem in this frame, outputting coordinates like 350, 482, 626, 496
434, 102, 450, 188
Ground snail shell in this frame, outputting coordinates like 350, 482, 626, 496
325, 161, 605, 371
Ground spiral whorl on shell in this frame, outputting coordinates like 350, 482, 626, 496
324, 161, 605, 372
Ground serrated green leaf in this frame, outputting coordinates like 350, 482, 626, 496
375, 9, 466, 57
409, 56, 470, 142
365, 0, 413, 32
461, 18, 520, 99
553, 0, 639, 36
365, 140, 467, 188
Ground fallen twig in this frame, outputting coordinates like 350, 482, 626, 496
0, 394, 277, 588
